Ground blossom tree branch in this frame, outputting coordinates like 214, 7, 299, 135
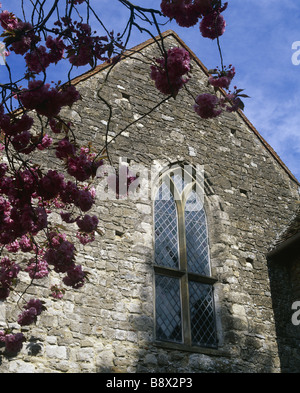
0, 0, 247, 355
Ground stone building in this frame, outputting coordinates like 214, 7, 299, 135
0, 30, 299, 373
267, 208, 300, 372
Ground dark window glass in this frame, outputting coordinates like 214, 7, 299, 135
154, 169, 217, 349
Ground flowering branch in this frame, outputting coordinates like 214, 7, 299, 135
0, 0, 247, 355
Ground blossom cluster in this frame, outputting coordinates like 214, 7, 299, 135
25, 258, 49, 279
0, 0, 245, 357
0, 256, 20, 300
0, 7, 109, 353
0, 330, 25, 353
50, 284, 65, 300
58, 18, 114, 67
17, 299, 45, 326
0, 11, 40, 55
151, 1, 246, 119
18, 80, 81, 119
194, 89, 245, 119
208, 64, 235, 89
194, 64, 248, 118
160, 0, 227, 40
150, 47, 191, 97
24, 36, 65, 74
0, 7, 122, 75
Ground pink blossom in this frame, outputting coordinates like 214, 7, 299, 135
59, 180, 80, 205
18, 80, 62, 118
25, 258, 49, 279
18, 80, 80, 118
64, 19, 111, 67
6, 240, 20, 252
0, 256, 21, 288
19, 235, 33, 252
67, 152, 102, 182
165, 47, 191, 79
0, 256, 20, 300
0, 10, 18, 30
8, 21, 40, 55
200, 11, 226, 39
209, 65, 235, 89
76, 189, 95, 212
48, 231, 67, 248
7, 205, 48, 238
49, 118, 71, 134
194, 93, 222, 118
49, 118, 61, 133
38, 170, 64, 200
89, 186, 96, 199
15, 168, 39, 199
0, 106, 33, 136
37, 134, 53, 150
63, 264, 86, 289
44, 234, 75, 274
25, 45, 51, 74
11, 131, 31, 152
4, 333, 25, 353
17, 309, 36, 326
151, 47, 190, 97
223, 92, 243, 112
0, 330, 5, 343
18, 306, 39, 326
60, 211, 78, 223
59, 84, 81, 107
25, 298, 44, 315
50, 284, 65, 299
76, 231, 95, 245
56, 137, 77, 159
76, 214, 98, 233
45, 36, 65, 64
0, 163, 8, 178
160, 0, 211, 27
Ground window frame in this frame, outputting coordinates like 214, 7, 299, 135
153, 165, 218, 350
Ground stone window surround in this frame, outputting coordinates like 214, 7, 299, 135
152, 162, 220, 353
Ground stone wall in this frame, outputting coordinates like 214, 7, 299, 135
0, 31, 299, 373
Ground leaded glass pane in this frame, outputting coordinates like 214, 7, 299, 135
171, 172, 184, 197
155, 275, 182, 343
185, 191, 210, 275
170, 169, 193, 199
154, 183, 179, 269
189, 281, 217, 347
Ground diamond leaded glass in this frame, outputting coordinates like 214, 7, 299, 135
155, 275, 182, 343
154, 182, 179, 269
185, 191, 210, 276
171, 172, 184, 197
154, 169, 217, 349
189, 281, 217, 347
170, 169, 193, 199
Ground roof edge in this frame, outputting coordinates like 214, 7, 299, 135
70, 30, 300, 186
267, 231, 300, 260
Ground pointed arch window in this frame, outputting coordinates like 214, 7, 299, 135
154, 166, 217, 349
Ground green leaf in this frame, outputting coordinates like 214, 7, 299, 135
238, 100, 245, 110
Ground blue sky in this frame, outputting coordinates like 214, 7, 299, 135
1, 1, 300, 182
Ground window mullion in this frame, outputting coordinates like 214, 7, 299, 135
176, 199, 186, 271
176, 199, 191, 346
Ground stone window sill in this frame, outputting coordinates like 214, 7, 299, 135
154, 340, 231, 357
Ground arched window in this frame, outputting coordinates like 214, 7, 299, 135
154, 165, 217, 348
